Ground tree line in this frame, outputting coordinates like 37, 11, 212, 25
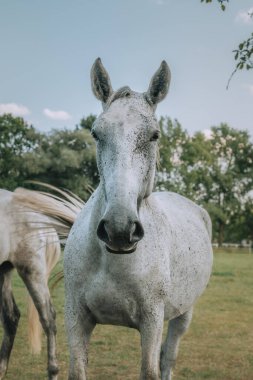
0, 113, 252, 246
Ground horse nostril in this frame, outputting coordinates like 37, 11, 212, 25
97, 217, 144, 247
97, 219, 110, 243
129, 221, 144, 243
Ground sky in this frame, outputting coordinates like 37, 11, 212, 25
0, 0, 253, 136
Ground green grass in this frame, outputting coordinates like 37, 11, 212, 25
1, 252, 253, 379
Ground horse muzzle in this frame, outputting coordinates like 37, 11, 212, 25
105, 242, 138, 254
97, 215, 144, 254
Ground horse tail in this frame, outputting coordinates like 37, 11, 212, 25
27, 230, 61, 354
13, 182, 85, 240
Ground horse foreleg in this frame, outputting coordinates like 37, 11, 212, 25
17, 267, 58, 380
139, 305, 164, 380
65, 300, 95, 380
0, 270, 20, 379
160, 308, 193, 380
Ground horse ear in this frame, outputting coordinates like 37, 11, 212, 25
91, 58, 113, 103
146, 61, 171, 106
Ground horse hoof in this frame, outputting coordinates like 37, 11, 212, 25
48, 364, 59, 380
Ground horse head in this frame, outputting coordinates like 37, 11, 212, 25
90, 58, 171, 254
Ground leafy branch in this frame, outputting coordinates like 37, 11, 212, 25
201, 0, 253, 86
227, 30, 253, 88
200, 0, 228, 11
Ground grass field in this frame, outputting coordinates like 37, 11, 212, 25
1, 252, 253, 380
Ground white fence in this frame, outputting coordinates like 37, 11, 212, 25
212, 242, 252, 253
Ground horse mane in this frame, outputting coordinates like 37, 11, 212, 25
108, 86, 132, 106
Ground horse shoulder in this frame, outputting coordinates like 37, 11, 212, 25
149, 191, 211, 234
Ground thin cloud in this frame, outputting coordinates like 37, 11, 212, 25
43, 108, 71, 121
236, 7, 253, 24
0, 103, 30, 116
244, 84, 253, 95
150, 0, 168, 5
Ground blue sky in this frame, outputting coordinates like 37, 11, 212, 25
0, 0, 253, 135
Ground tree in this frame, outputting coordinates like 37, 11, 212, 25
157, 118, 253, 245
79, 114, 96, 131
0, 114, 98, 199
0, 114, 42, 190
26, 125, 98, 200
157, 118, 214, 203
156, 117, 189, 194
204, 124, 253, 245
224, 198, 253, 243
2, 113, 252, 244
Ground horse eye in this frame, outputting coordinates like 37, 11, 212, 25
150, 131, 160, 141
91, 130, 99, 141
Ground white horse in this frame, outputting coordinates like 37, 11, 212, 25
0, 185, 82, 380
64, 58, 213, 380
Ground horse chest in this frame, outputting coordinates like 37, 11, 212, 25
85, 272, 141, 327
83, 253, 172, 327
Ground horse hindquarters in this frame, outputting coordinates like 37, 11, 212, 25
0, 265, 20, 379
